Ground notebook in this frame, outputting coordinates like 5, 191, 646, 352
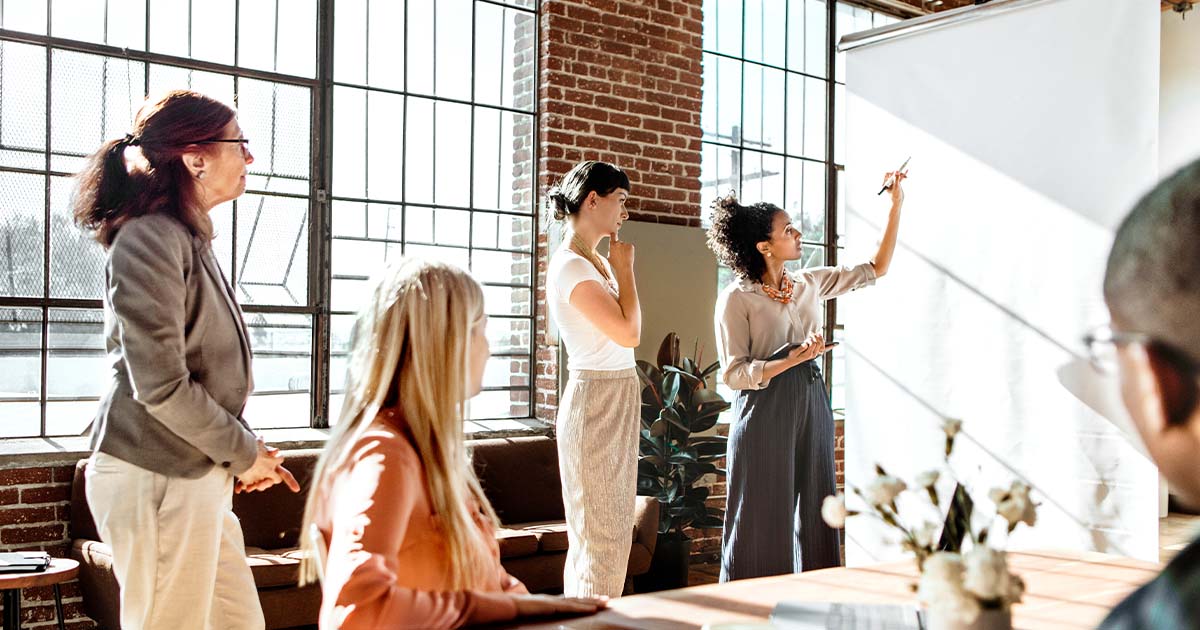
771, 601, 924, 630
0, 551, 52, 573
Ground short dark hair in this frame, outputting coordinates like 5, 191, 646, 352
706, 193, 784, 282
1104, 158, 1200, 373
545, 161, 631, 222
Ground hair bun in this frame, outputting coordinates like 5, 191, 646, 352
712, 191, 741, 213
546, 189, 572, 221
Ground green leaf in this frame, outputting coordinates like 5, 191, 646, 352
663, 372, 682, 407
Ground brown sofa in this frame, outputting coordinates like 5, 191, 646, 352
69, 435, 658, 629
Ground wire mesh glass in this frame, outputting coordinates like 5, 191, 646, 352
49, 176, 106, 299
46, 308, 105, 436
0, 41, 48, 170
235, 193, 310, 306
0, 307, 42, 438
0, 172, 46, 299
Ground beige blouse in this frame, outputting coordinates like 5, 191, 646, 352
715, 263, 877, 391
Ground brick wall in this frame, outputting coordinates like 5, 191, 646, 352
534, 0, 705, 425
0, 457, 90, 629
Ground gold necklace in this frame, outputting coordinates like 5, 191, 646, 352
568, 232, 616, 289
761, 274, 793, 304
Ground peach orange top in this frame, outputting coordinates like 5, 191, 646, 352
315, 419, 528, 629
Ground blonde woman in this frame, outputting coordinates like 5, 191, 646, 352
299, 258, 605, 629
545, 161, 641, 597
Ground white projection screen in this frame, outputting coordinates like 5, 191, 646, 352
838, 0, 1162, 564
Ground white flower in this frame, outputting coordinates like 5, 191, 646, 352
941, 418, 962, 438
821, 493, 849, 529
922, 552, 965, 585
864, 475, 907, 508
912, 521, 939, 549
918, 553, 980, 625
916, 469, 940, 488
989, 481, 1037, 529
963, 546, 1010, 602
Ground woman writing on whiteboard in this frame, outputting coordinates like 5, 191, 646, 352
545, 160, 641, 597
708, 170, 906, 581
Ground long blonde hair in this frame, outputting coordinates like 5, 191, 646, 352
299, 257, 499, 588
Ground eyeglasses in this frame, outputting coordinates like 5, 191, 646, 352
1083, 323, 1200, 376
187, 137, 251, 155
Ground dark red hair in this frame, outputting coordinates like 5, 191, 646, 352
73, 90, 236, 247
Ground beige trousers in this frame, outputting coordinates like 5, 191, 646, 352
85, 452, 265, 630
556, 368, 640, 598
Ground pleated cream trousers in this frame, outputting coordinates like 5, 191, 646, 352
556, 367, 640, 598
85, 452, 265, 630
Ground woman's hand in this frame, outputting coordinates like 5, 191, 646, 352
513, 594, 608, 618
236, 438, 301, 494
787, 333, 832, 366
884, 170, 907, 208
606, 231, 635, 277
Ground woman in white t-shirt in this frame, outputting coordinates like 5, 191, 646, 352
545, 161, 641, 598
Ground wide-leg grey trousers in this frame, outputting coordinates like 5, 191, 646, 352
720, 357, 842, 582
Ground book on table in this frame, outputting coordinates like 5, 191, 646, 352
0, 551, 52, 573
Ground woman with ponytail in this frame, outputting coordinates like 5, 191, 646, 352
298, 258, 605, 628
708, 171, 907, 582
74, 90, 299, 630
544, 160, 641, 597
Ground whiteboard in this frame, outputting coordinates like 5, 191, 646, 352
839, 0, 1161, 565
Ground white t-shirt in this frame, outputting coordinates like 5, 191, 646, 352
547, 249, 636, 371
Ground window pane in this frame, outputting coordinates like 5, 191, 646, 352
743, 0, 786, 67
704, 0, 743, 57
52, 0, 146, 50
483, 284, 531, 317
472, 250, 530, 286
788, 0, 827, 78
467, 389, 528, 420
435, 102, 471, 207
835, 82, 846, 165
740, 150, 783, 206
149, 0, 236, 65
238, 0, 317, 78
404, 97, 434, 204
742, 65, 784, 154
236, 194, 309, 306
329, 314, 355, 398
473, 110, 535, 213
148, 65, 236, 109
702, 54, 743, 144
407, 0, 472, 100
0, 172, 46, 298
475, 4, 518, 109
367, 91, 405, 201
0, 308, 42, 438
2, 0, 47, 35
786, 74, 826, 160
332, 86, 367, 199
50, 50, 147, 174
49, 177, 105, 299
210, 200, 235, 273
46, 308, 105, 436
240, 79, 312, 196
700, 142, 736, 223
243, 313, 312, 429
1, 42, 48, 170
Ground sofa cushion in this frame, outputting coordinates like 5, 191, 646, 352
495, 528, 540, 559
513, 521, 569, 553
245, 546, 303, 589
470, 437, 565, 524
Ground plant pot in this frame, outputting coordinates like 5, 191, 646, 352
919, 607, 1012, 630
632, 535, 693, 593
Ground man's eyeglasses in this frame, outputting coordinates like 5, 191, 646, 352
1083, 324, 1200, 376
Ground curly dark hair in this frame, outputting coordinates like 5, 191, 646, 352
706, 193, 784, 282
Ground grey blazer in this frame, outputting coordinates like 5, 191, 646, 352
90, 213, 259, 479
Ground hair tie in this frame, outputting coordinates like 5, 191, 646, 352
120, 133, 140, 147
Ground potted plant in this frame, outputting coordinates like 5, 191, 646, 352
633, 332, 731, 591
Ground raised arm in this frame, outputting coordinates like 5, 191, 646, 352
870, 170, 906, 278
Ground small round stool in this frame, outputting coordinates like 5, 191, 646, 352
0, 558, 79, 630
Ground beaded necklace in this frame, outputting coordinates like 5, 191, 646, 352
761, 274, 793, 304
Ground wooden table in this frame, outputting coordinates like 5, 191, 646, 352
497, 550, 1160, 630
0, 558, 78, 630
